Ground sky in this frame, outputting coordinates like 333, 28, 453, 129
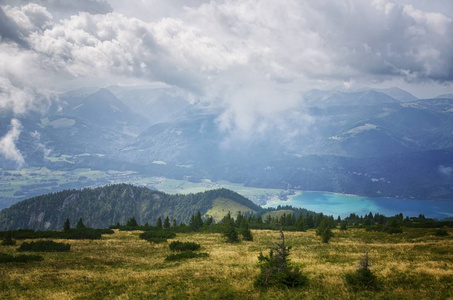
0, 0, 452, 150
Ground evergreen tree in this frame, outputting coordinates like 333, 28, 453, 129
235, 211, 244, 227
2, 231, 16, 246
321, 227, 333, 243
340, 220, 348, 230
345, 250, 378, 290
172, 218, 177, 227
254, 230, 307, 287
63, 218, 70, 232
256, 216, 263, 224
316, 218, 331, 236
127, 217, 138, 227
384, 219, 403, 234
156, 217, 163, 229
189, 211, 204, 231
223, 219, 239, 243
317, 217, 334, 243
204, 216, 213, 227
240, 219, 253, 241
221, 211, 233, 224
306, 214, 314, 229
76, 218, 86, 229
163, 216, 171, 229
296, 215, 306, 231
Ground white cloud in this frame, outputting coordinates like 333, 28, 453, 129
2, 3, 52, 33
0, 118, 25, 167
0, 0, 452, 138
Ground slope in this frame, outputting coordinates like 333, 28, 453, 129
0, 184, 262, 231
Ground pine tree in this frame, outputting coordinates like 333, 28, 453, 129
156, 217, 163, 229
172, 218, 177, 227
240, 219, 253, 241
163, 216, 171, 229
254, 230, 307, 287
127, 217, 138, 227
345, 250, 378, 290
317, 217, 334, 243
76, 218, 86, 229
204, 216, 213, 227
63, 218, 70, 232
306, 214, 314, 229
224, 219, 239, 243
321, 227, 333, 243
189, 211, 204, 231
296, 215, 306, 231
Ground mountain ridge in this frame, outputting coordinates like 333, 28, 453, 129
0, 184, 262, 231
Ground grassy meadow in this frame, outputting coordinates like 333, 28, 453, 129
0, 227, 452, 299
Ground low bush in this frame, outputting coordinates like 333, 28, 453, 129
139, 230, 176, 243
169, 241, 201, 251
0, 229, 114, 240
435, 229, 449, 237
0, 252, 44, 263
1, 231, 16, 246
165, 251, 209, 261
18, 240, 71, 252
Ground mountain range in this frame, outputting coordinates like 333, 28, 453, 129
1, 85, 453, 208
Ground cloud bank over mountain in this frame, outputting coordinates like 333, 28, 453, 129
0, 0, 452, 152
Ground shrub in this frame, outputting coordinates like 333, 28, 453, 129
345, 251, 378, 290
18, 240, 71, 252
165, 251, 209, 262
0, 253, 43, 263
254, 231, 307, 288
385, 219, 403, 234
0, 229, 113, 240
169, 241, 201, 252
139, 230, 176, 243
1, 231, 16, 246
435, 229, 449, 237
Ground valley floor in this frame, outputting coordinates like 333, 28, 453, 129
0, 228, 452, 299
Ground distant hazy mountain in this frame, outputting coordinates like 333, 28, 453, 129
373, 87, 418, 102
2, 86, 453, 206
304, 90, 399, 107
435, 94, 453, 99
112, 86, 191, 124
0, 185, 261, 230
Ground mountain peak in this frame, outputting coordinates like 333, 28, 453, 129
86, 88, 117, 102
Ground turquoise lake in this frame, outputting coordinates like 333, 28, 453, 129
263, 191, 453, 220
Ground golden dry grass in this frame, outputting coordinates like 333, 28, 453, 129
0, 227, 452, 299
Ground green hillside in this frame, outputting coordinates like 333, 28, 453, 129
0, 184, 262, 231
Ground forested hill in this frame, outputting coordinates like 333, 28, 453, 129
0, 184, 262, 231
